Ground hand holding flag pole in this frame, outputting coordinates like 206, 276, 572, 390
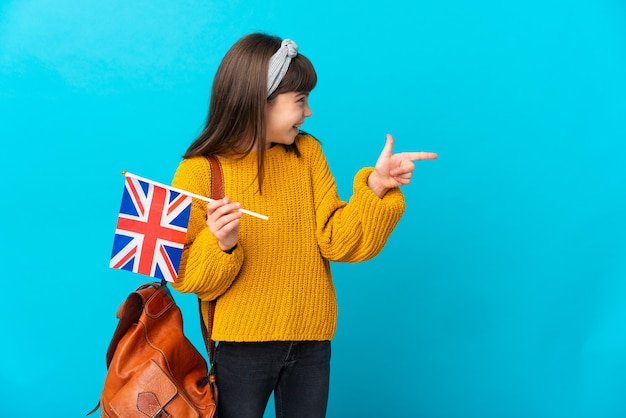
122, 171, 269, 221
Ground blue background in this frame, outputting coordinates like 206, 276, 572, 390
1, 1, 625, 417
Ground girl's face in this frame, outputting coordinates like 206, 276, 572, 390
264, 91, 312, 147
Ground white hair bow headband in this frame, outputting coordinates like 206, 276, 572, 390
267, 39, 298, 97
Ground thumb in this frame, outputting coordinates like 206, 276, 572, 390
380, 133, 395, 157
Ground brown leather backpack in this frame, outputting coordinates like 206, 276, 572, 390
89, 281, 217, 417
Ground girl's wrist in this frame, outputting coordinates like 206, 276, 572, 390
367, 171, 388, 198
223, 244, 237, 254
218, 241, 238, 253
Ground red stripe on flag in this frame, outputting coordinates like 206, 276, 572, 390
167, 193, 188, 217
127, 177, 146, 216
112, 245, 137, 269
159, 244, 178, 281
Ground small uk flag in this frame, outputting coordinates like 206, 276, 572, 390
110, 175, 192, 282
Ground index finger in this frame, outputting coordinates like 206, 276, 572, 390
207, 197, 231, 211
406, 151, 438, 161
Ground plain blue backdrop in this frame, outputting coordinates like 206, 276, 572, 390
1, 0, 625, 417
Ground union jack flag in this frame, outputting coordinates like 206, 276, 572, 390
110, 175, 192, 282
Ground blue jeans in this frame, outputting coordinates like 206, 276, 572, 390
214, 341, 331, 418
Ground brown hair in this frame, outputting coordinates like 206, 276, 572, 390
183, 33, 317, 192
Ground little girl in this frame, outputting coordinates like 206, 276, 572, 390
171, 33, 437, 418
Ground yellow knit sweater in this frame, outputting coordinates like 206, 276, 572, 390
171, 134, 406, 342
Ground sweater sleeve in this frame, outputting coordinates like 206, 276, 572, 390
170, 158, 243, 301
309, 139, 406, 262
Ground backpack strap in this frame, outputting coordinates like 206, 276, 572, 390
199, 155, 224, 368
